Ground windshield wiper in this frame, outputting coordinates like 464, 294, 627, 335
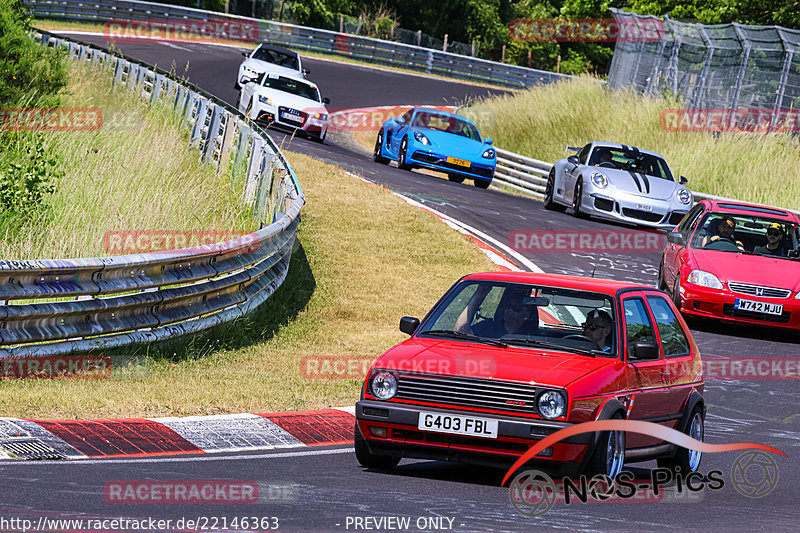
501, 337, 596, 357
422, 329, 507, 348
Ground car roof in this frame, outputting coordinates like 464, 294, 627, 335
410, 107, 478, 127
589, 142, 665, 160
260, 69, 314, 85
460, 271, 655, 297
255, 43, 299, 58
701, 199, 798, 221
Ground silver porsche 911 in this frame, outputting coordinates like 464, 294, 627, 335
544, 142, 693, 229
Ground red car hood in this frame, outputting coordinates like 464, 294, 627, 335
375, 338, 611, 388
690, 249, 800, 291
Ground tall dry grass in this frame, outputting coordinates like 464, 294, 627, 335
467, 76, 800, 210
0, 59, 252, 260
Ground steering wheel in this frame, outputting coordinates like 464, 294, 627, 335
562, 334, 596, 343
704, 239, 741, 252
597, 162, 616, 168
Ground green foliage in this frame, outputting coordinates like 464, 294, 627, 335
0, 0, 67, 107
0, 133, 61, 222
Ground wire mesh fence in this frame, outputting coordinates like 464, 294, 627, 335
608, 8, 800, 132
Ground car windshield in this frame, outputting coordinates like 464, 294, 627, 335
418, 280, 617, 356
259, 74, 319, 101
252, 47, 299, 70
690, 212, 800, 258
588, 147, 674, 181
410, 112, 482, 141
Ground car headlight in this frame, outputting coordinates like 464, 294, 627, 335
413, 131, 430, 145
313, 112, 328, 122
482, 148, 496, 159
590, 171, 608, 188
687, 270, 723, 289
537, 390, 566, 419
795, 291, 800, 300
370, 371, 398, 400
676, 188, 692, 205
258, 95, 272, 105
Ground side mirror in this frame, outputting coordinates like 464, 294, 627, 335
679, 175, 688, 185
241, 51, 250, 58
396, 117, 406, 124
322, 97, 330, 104
666, 231, 685, 246
630, 341, 660, 361
303, 68, 310, 76
567, 155, 579, 165
484, 137, 494, 145
399, 316, 420, 335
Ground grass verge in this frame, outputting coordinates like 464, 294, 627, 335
0, 145, 497, 418
0, 59, 252, 259
467, 76, 800, 210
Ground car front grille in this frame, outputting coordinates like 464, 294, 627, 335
621, 208, 663, 223
722, 304, 791, 323
668, 211, 687, 225
395, 372, 539, 414
594, 198, 614, 211
728, 282, 792, 299
410, 153, 494, 177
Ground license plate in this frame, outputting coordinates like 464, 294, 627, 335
636, 204, 653, 211
417, 411, 498, 438
734, 298, 783, 315
446, 156, 471, 168
281, 112, 303, 123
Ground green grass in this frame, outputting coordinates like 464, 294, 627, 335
0, 59, 252, 260
467, 76, 800, 210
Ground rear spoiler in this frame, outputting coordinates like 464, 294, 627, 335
565, 145, 581, 152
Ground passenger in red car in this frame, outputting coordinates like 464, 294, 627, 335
753, 223, 787, 256
583, 310, 613, 352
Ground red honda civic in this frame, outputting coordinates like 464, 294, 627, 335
355, 272, 705, 478
659, 200, 800, 329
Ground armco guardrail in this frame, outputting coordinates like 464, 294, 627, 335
0, 32, 304, 358
25, 0, 573, 90
492, 147, 800, 215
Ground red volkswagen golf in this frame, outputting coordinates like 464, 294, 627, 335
659, 200, 800, 329
355, 272, 705, 478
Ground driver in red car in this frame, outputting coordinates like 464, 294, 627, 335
702, 216, 745, 251
582, 310, 613, 352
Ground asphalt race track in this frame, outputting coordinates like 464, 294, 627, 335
2, 34, 796, 532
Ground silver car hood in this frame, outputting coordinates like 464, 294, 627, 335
591, 167, 677, 200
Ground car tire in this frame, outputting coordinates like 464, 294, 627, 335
672, 277, 683, 311
448, 174, 465, 183
586, 412, 625, 478
657, 406, 703, 473
398, 137, 411, 170
314, 129, 326, 144
474, 178, 491, 189
572, 179, 588, 218
354, 422, 400, 470
544, 168, 566, 212
373, 130, 389, 164
657, 259, 668, 291
235, 91, 241, 109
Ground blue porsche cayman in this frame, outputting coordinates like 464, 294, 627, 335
373, 107, 496, 188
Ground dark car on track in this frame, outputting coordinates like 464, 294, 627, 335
355, 272, 705, 478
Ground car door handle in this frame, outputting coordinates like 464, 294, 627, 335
660, 370, 671, 382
